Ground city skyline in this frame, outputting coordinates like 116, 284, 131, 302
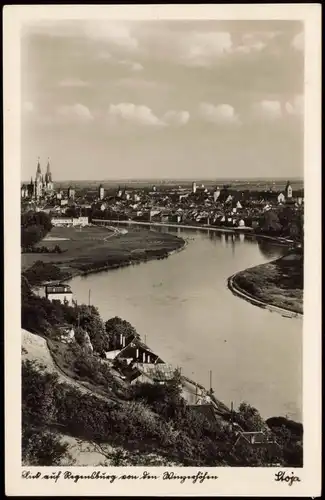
22, 19, 304, 181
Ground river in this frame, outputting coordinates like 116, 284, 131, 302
70, 225, 302, 421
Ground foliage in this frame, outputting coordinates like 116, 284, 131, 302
22, 261, 68, 286
21, 352, 303, 468
234, 402, 268, 432
266, 417, 303, 467
22, 427, 71, 466
21, 359, 71, 466
21, 211, 52, 249
22, 359, 59, 426
104, 316, 140, 350
21, 285, 303, 467
257, 208, 304, 241
22, 245, 63, 254
21, 281, 106, 351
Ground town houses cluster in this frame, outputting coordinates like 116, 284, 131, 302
21, 160, 303, 234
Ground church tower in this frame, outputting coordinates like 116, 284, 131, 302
34, 158, 43, 199
285, 180, 293, 199
44, 158, 54, 193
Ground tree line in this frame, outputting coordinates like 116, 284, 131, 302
21, 211, 53, 250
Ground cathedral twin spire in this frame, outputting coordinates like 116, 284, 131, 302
29, 157, 54, 198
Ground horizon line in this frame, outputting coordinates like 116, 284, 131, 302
22, 177, 304, 183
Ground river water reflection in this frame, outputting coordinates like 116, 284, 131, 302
70, 226, 302, 421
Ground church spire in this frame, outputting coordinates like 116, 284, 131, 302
36, 157, 41, 175
45, 157, 52, 183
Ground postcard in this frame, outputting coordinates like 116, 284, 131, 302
4, 4, 322, 497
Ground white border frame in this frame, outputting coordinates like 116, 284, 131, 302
4, 4, 322, 496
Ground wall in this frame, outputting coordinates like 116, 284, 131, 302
46, 293, 73, 306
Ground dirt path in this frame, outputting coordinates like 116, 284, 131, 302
21, 329, 114, 403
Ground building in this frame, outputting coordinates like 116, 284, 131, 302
68, 186, 75, 200
73, 216, 89, 226
285, 181, 293, 199
23, 158, 54, 199
99, 184, 105, 200
192, 182, 197, 194
45, 283, 73, 306
51, 216, 89, 227
232, 431, 281, 455
213, 187, 221, 202
21, 185, 28, 198
116, 338, 164, 365
278, 192, 285, 204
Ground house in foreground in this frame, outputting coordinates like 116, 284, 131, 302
45, 283, 73, 306
232, 430, 281, 455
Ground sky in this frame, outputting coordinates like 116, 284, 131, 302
21, 20, 304, 181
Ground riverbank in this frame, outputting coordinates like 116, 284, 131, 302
228, 250, 303, 317
22, 225, 186, 279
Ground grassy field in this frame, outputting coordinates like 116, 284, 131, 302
21, 225, 185, 276
234, 251, 303, 314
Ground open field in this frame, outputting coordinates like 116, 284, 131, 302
231, 251, 303, 315
21, 225, 185, 276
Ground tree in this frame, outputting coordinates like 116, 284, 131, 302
259, 210, 282, 235
236, 402, 268, 432
22, 359, 59, 426
22, 261, 67, 286
21, 211, 53, 249
22, 427, 72, 466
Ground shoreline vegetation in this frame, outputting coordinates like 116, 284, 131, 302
22, 225, 186, 281
228, 249, 303, 317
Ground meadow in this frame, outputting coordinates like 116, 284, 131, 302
21, 225, 184, 277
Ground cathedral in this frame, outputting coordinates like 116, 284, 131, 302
21, 158, 54, 199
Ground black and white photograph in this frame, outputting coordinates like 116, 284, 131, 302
4, 4, 321, 497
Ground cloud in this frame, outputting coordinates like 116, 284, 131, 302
180, 31, 233, 66
285, 95, 304, 116
163, 110, 190, 126
199, 102, 240, 125
116, 77, 163, 90
108, 103, 190, 128
252, 100, 282, 120
108, 103, 165, 127
83, 22, 138, 52
97, 51, 113, 60
292, 32, 304, 51
118, 60, 143, 71
59, 78, 88, 88
23, 101, 34, 113
175, 29, 278, 66
57, 103, 93, 122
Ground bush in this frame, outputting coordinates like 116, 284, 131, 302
22, 427, 71, 466
23, 261, 68, 286
21, 211, 52, 249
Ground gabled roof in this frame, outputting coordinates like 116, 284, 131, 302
136, 362, 174, 380
236, 431, 279, 446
